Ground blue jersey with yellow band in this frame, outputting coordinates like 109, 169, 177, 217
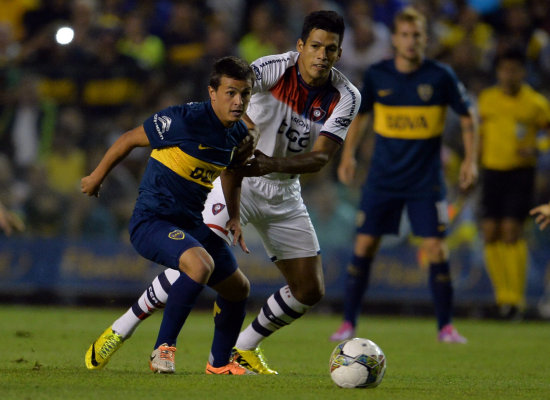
360, 58, 471, 197
135, 101, 248, 228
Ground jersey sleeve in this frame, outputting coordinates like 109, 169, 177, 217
250, 52, 295, 94
143, 105, 187, 148
443, 66, 471, 116
320, 79, 361, 143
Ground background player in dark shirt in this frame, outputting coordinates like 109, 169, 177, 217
331, 7, 478, 344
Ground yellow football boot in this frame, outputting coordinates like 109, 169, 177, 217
231, 347, 278, 375
85, 326, 124, 369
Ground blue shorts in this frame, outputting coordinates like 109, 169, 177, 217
357, 190, 448, 238
129, 212, 238, 286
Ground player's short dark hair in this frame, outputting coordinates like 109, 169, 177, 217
209, 56, 254, 90
392, 6, 427, 33
301, 10, 345, 46
496, 46, 527, 67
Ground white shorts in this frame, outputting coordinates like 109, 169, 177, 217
202, 177, 320, 261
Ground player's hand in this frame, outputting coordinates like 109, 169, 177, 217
240, 150, 274, 177
0, 206, 25, 236
530, 203, 550, 230
337, 157, 357, 185
81, 174, 102, 197
230, 134, 255, 168
458, 160, 478, 191
225, 217, 249, 253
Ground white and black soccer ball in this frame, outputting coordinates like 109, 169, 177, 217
329, 337, 386, 389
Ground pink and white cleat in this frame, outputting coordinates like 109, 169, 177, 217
438, 324, 467, 344
330, 321, 355, 342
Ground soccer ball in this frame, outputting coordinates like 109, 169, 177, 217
329, 337, 386, 389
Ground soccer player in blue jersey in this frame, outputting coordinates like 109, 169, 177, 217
81, 56, 256, 375
330, 7, 478, 343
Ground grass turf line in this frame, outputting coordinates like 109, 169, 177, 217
1, 306, 549, 400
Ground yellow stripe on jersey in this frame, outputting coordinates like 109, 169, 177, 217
151, 147, 225, 189
373, 103, 447, 139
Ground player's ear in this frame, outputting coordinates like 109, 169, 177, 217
208, 85, 216, 102
296, 38, 304, 52
337, 47, 342, 61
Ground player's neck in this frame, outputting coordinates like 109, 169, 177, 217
394, 55, 423, 73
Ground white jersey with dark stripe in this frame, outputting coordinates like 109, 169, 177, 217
248, 51, 361, 180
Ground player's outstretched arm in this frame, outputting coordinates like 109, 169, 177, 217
530, 203, 550, 230
241, 135, 341, 177
338, 113, 370, 185
81, 126, 150, 197
458, 111, 479, 191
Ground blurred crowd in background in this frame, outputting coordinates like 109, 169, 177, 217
0, 0, 550, 249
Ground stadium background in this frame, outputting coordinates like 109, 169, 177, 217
1, 0, 550, 318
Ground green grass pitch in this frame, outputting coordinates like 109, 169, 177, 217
1, 305, 549, 399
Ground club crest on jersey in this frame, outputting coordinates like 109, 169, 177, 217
212, 203, 226, 215
417, 84, 433, 102
168, 230, 185, 240
310, 107, 326, 122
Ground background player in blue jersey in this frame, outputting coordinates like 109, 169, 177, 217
81, 56, 256, 375
330, 7, 478, 343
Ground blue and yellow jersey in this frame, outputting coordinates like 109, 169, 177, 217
479, 83, 550, 170
135, 101, 248, 228
360, 59, 471, 197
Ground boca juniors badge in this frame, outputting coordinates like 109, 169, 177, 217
417, 84, 433, 102
168, 230, 185, 240
212, 203, 226, 215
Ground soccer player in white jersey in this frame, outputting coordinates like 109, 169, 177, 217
85, 10, 360, 374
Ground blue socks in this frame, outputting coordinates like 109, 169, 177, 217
209, 295, 247, 367
429, 261, 453, 330
154, 272, 204, 348
343, 254, 373, 326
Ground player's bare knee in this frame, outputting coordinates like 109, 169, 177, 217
293, 283, 324, 306
178, 247, 215, 283
232, 273, 250, 301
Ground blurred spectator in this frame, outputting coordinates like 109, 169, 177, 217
161, 1, 207, 82
436, 5, 495, 79
44, 107, 87, 196
80, 23, 145, 118
22, 0, 71, 40
118, 10, 165, 70
494, 4, 550, 83
0, 22, 21, 68
339, 1, 392, 86
238, 3, 278, 63
0, 75, 57, 178
0, 0, 37, 41
23, 164, 67, 236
